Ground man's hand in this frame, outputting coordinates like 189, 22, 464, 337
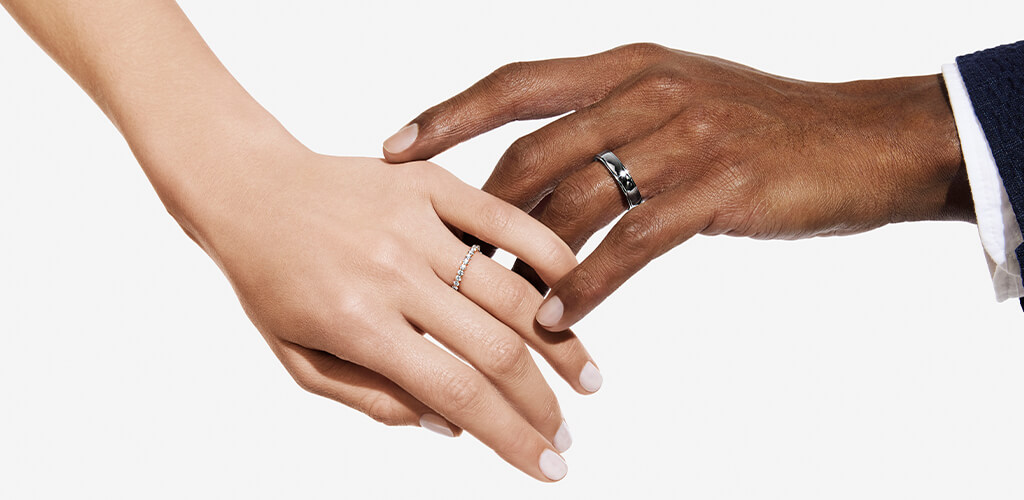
383, 43, 971, 332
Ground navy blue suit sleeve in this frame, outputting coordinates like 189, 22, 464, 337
956, 41, 1024, 308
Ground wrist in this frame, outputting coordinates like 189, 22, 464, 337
907, 74, 973, 223
125, 93, 309, 249
897, 74, 972, 223
843, 74, 971, 224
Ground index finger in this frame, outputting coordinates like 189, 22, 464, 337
429, 170, 579, 287
381, 43, 670, 163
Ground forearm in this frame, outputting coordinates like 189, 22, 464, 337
1, 0, 297, 234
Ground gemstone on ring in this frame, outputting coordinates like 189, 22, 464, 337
452, 244, 480, 291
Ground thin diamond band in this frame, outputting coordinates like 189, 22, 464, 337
452, 244, 481, 292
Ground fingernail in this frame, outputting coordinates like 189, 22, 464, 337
383, 123, 418, 154
539, 449, 568, 481
419, 413, 455, 437
536, 296, 563, 328
579, 361, 603, 393
553, 420, 572, 453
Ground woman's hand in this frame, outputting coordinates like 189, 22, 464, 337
382, 43, 971, 332
2, 0, 596, 482
174, 138, 598, 481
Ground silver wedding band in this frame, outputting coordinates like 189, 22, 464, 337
594, 151, 644, 210
452, 244, 480, 292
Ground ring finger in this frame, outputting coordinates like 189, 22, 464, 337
481, 71, 683, 213
522, 121, 711, 273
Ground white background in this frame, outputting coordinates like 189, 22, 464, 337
2, 0, 1023, 498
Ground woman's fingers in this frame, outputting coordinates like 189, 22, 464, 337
407, 278, 573, 451
432, 238, 601, 396
346, 322, 571, 482
429, 171, 578, 288
535, 186, 715, 332
271, 339, 462, 437
381, 43, 672, 163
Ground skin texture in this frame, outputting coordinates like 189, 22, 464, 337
1, 0, 596, 481
382, 43, 973, 332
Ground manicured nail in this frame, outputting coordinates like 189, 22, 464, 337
419, 413, 454, 437
383, 123, 418, 154
536, 296, 563, 328
553, 420, 572, 453
539, 449, 568, 481
579, 361, 603, 393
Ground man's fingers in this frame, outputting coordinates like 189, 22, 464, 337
271, 339, 462, 436
508, 120, 709, 293
480, 63, 694, 212
381, 43, 670, 163
535, 188, 714, 332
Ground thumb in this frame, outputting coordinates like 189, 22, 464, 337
381, 44, 662, 163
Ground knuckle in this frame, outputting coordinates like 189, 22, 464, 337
489, 136, 546, 202
403, 160, 450, 189
416, 103, 463, 142
495, 280, 536, 319
496, 423, 534, 459
636, 67, 692, 99
484, 335, 531, 380
480, 200, 517, 237
565, 265, 607, 304
332, 292, 371, 322
613, 212, 662, 252
538, 394, 561, 426
676, 104, 726, 143
673, 103, 744, 151
536, 236, 576, 277
545, 176, 597, 226
365, 232, 408, 277
489, 61, 535, 95
359, 392, 405, 427
618, 42, 670, 63
712, 161, 760, 202
411, 160, 446, 179
435, 370, 485, 416
555, 339, 586, 370
500, 133, 546, 177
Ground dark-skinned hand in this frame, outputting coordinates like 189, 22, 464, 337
382, 43, 972, 332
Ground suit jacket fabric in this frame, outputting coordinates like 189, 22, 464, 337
957, 41, 1024, 307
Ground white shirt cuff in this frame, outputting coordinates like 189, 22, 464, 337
942, 62, 1024, 302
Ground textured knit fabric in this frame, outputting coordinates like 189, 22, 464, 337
957, 41, 1024, 308
943, 63, 1024, 301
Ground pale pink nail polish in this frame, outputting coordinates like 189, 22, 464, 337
419, 413, 454, 437
539, 449, 568, 481
383, 123, 418, 154
579, 361, 603, 393
553, 420, 572, 453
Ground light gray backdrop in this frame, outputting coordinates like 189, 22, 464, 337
2, 0, 1022, 498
